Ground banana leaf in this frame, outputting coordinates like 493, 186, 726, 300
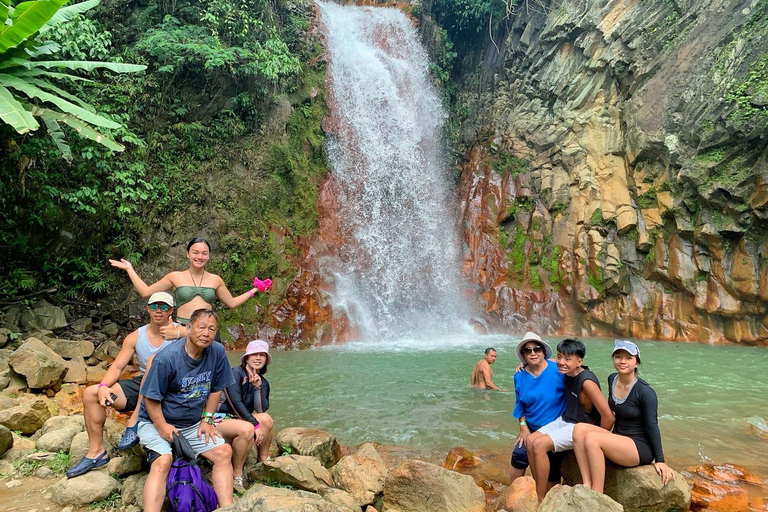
28, 76, 93, 109
10, 68, 93, 82
0, 0, 69, 53
42, 0, 99, 30
40, 111, 71, 159
20, 60, 147, 73
0, 82, 38, 133
0, 72, 121, 128
40, 108, 124, 151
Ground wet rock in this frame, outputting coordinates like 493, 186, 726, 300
492, 476, 537, 512
275, 427, 342, 468
45, 338, 94, 359
51, 471, 119, 506
0, 397, 55, 434
689, 463, 761, 484
8, 337, 67, 389
0, 424, 13, 457
220, 483, 346, 512
383, 459, 485, 512
331, 443, 389, 506
444, 446, 477, 471
690, 479, 749, 512
538, 484, 623, 512
248, 454, 334, 491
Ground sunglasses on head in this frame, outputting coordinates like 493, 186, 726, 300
148, 303, 171, 312
521, 346, 543, 355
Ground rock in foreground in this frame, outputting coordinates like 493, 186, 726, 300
383, 459, 485, 512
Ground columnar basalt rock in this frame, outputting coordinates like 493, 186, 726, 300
439, 0, 768, 344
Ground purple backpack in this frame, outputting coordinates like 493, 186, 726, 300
166, 434, 218, 512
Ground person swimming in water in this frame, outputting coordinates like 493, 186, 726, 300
109, 237, 271, 337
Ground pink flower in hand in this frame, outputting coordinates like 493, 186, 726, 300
253, 277, 272, 292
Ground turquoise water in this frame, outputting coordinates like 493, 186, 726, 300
228, 335, 768, 478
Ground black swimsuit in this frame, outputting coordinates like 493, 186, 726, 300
608, 373, 665, 466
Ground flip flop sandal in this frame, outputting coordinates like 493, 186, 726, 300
117, 424, 139, 450
65, 450, 110, 478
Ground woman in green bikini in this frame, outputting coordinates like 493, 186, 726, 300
109, 237, 271, 337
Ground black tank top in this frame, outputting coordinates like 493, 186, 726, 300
562, 367, 601, 425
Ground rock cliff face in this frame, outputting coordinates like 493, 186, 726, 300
440, 0, 768, 343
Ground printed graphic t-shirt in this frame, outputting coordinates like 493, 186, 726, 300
139, 338, 234, 428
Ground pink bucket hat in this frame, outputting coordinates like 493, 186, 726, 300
241, 340, 272, 365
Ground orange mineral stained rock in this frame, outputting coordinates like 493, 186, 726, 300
443, 446, 477, 471
690, 463, 761, 484
690, 479, 750, 512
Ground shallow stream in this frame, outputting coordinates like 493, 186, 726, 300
229, 336, 768, 479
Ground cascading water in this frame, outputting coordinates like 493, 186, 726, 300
318, 2, 472, 340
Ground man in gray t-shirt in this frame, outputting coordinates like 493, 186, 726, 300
137, 310, 235, 512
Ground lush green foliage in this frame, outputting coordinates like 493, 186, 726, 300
0, 0, 145, 157
0, 0, 323, 307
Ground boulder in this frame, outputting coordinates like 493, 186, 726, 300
690, 480, 749, 512
0, 425, 13, 457
493, 476, 537, 512
248, 455, 334, 492
0, 328, 10, 348
562, 454, 690, 512
54, 383, 84, 411
382, 459, 485, 512
86, 366, 107, 384
0, 397, 54, 434
51, 471, 119, 506
69, 431, 90, 462
20, 304, 68, 331
0, 394, 19, 410
63, 357, 87, 383
316, 486, 359, 511
121, 472, 148, 507
107, 455, 144, 476
219, 483, 347, 512
45, 338, 94, 359
40, 415, 85, 436
100, 322, 119, 337
331, 443, 389, 506
36, 424, 82, 453
8, 337, 67, 388
538, 484, 623, 512
70, 318, 93, 334
275, 427, 342, 468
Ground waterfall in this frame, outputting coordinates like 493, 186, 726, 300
318, 1, 473, 340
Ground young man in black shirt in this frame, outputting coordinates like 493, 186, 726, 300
525, 339, 614, 502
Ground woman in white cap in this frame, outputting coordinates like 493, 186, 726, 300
572, 339, 673, 493
214, 340, 274, 488
510, 332, 566, 485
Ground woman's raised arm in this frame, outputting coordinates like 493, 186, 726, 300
109, 258, 175, 298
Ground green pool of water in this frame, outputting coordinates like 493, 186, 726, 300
228, 335, 768, 478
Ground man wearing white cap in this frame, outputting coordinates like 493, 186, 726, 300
67, 292, 179, 478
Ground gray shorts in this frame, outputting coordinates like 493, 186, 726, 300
537, 416, 576, 453
137, 421, 225, 457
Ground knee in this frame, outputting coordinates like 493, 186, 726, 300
572, 424, 586, 442
584, 432, 602, 451
531, 436, 548, 455
255, 414, 273, 430
150, 454, 173, 476
83, 385, 99, 403
208, 444, 233, 465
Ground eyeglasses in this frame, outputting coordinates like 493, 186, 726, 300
148, 303, 171, 312
521, 346, 543, 355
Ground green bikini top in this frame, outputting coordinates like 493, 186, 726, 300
174, 285, 217, 309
